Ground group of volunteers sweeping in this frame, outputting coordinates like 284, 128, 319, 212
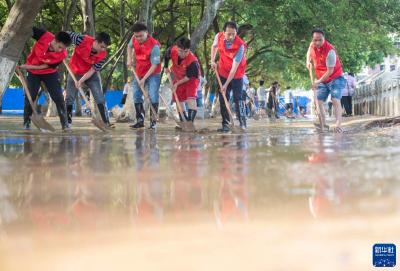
17, 19, 346, 133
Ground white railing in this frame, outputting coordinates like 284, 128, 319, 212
354, 69, 400, 116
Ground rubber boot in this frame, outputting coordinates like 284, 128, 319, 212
237, 101, 247, 130
97, 103, 109, 124
56, 103, 70, 131
66, 104, 73, 125
130, 103, 145, 129
187, 109, 197, 122
149, 103, 159, 129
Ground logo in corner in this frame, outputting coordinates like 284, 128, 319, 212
373, 243, 396, 267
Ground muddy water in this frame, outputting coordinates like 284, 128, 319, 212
0, 116, 399, 270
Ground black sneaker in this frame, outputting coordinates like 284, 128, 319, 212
62, 125, 72, 132
130, 121, 144, 129
217, 124, 230, 133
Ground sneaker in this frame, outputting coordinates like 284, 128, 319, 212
62, 125, 72, 132
217, 124, 230, 133
130, 121, 144, 129
23, 121, 31, 130
149, 121, 157, 130
107, 123, 116, 129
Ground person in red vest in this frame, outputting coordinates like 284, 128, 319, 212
65, 31, 112, 127
307, 28, 345, 133
211, 21, 247, 132
18, 27, 72, 130
127, 22, 161, 130
164, 37, 201, 124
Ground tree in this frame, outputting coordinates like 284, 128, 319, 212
80, 0, 95, 35
190, 0, 223, 51
0, 0, 44, 112
0, 0, 399, 99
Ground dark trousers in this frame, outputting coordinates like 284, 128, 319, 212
267, 96, 278, 117
341, 95, 352, 116
218, 76, 244, 125
24, 72, 67, 127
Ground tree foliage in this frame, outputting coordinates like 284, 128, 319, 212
1, 0, 399, 90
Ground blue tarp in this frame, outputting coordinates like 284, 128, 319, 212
1, 87, 123, 114
2, 87, 309, 115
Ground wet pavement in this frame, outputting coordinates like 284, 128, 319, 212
0, 115, 399, 270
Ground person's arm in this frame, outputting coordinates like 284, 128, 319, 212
76, 68, 96, 88
174, 61, 199, 88
19, 64, 49, 70
306, 43, 313, 71
306, 43, 316, 89
210, 34, 219, 70
127, 38, 136, 69
66, 31, 84, 46
31, 27, 54, 64
222, 45, 244, 89
76, 56, 106, 87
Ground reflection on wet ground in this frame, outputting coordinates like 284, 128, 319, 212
0, 116, 400, 270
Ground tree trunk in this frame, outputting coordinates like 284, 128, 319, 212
5, 0, 13, 11
80, 0, 96, 114
0, 0, 44, 113
50, 0, 78, 117
63, 0, 78, 31
203, 31, 210, 98
80, 0, 95, 35
120, 0, 128, 83
190, 0, 223, 51
139, 0, 157, 33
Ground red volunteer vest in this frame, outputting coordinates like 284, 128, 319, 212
69, 35, 107, 75
170, 46, 200, 91
217, 32, 246, 79
132, 35, 161, 78
27, 32, 67, 75
311, 41, 343, 83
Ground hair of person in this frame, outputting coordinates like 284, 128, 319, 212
132, 22, 148, 33
259, 80, 264, 85
223, 21, 238, 31
95, 32, 111, 46
55, 31, 72, 46
311, 28, 325, 37
176, 37, 191, 50
286, 86, 291, 89
272, 81, 279, 85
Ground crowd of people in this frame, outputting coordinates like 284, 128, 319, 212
16, 19, 355, 133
